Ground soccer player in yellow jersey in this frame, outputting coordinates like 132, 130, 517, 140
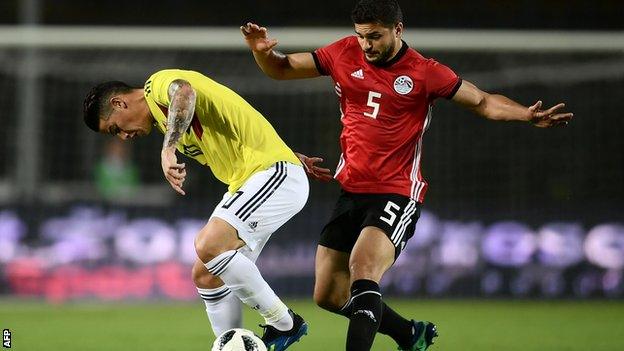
83, 69, 329, 350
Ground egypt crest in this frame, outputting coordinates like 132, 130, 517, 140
393, 75, 413, 95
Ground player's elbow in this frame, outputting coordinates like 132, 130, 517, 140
472, 93, 487, 112
473, 93, 499, 120
266, 70, 288, 80
264, 67, 295, 80
266, 58, 301, 80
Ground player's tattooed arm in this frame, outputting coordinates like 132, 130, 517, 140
162, 79, 197, 149
160, 79, 196, 196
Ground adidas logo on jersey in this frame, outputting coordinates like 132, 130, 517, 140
350, 69, 364, 79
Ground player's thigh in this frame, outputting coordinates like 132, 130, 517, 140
314, 245, 351, 310
194, 217, 245, 261
210, 161, 308, 255
360, 194, 420, 257
349, 226, 396, 283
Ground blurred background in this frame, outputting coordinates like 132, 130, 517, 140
0, 2, 623, 348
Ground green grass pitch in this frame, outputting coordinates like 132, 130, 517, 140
1, 299, 623, 350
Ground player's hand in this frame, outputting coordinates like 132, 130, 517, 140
528, 101, 573, 128
295, 152, 333, 182
161, 147, 187, 195
240, 22, 278, 54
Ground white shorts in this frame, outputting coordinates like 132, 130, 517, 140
210, 161, 309, 261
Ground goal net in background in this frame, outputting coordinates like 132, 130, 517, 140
0, 27, 622, 300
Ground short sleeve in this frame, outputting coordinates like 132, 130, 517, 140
313, 37, 353, 77
425, 59, 461, 100
145, 70, 181, 106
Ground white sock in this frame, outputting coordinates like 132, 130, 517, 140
197, 285, 242, 337
205, 250, 293, 331
272, 309, 295, 331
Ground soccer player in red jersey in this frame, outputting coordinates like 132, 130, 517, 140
242, 1, 572, 350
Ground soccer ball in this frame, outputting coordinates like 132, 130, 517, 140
211, 328, 267, 351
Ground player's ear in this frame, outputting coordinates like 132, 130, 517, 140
110, 96, 127, 110
394, 22, 403, 38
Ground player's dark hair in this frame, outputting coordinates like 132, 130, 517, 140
351, 0, 403, 28
83, 81, 134, 132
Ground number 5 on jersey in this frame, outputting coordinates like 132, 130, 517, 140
364, 91, 382, 119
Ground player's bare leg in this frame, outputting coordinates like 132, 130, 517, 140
349, 226, 395, 282
195, 217, 294, 332
313, 246, 351, 312
314, 243, 433, 350
192, 259, 242, 336
343, 227, 393, 350
345, 226, 436, 351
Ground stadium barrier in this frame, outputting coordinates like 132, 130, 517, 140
1, 207, 622, 302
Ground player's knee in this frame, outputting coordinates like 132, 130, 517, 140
313, 290, 330, 310
194, 221, 242, 262
191, 263, 221, 288
314, 294, 341, 312
348, 260, 383, 282
313, 288, 346, 312
194, 231, 227, 262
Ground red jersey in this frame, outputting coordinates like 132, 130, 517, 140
313, 36, 461, 202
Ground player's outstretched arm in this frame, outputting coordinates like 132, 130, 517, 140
240, 22, 320, 80
452, 80, 573, 128
295, 152, 333, 182
161, 79, 197, 195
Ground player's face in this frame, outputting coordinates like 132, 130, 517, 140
354, 22, 402, 64
99, 96, 153, 140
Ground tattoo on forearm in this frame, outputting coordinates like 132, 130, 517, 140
163, 79, 196, 149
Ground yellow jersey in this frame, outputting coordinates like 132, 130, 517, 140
144, 69, 301, 193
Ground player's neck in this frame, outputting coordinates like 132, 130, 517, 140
373, 39, 407, 68
130, 89, 154, 124
388, 38, 403, 61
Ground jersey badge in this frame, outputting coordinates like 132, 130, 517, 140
393, 75, 413, 95
350, 69, 364, 80
248, 221, 258, 230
